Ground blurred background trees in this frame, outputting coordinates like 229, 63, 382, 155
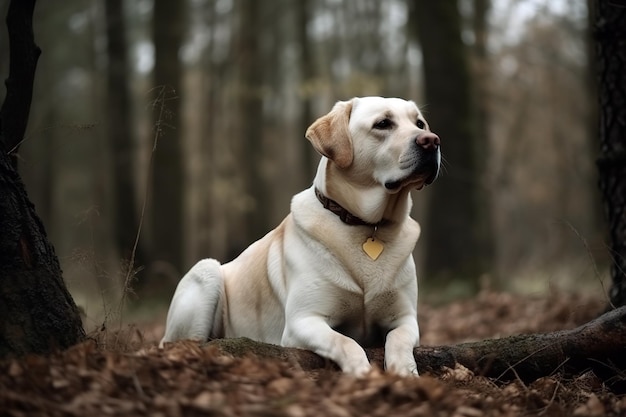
150, 0, 185, 281
410, 1, 492, 286
0, 0, 608, 322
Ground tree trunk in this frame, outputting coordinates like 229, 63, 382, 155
205, 305, 626, 390
104, 0, 144, 269
470, 0, 493, 278
297, 0, 316, 186
150, 0, 186, 276
236, 0, 269, 242
1, 0, 39, 168
591, 1, 626, 308
409, 1, 490, 282
0, 0, 85, 358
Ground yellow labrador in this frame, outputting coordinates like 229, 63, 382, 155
160, 97, 441, 376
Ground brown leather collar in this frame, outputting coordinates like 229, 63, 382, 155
315, 188, 389, 227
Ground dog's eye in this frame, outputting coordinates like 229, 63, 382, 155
373, 119, 393, 130
416, 119, 425, 129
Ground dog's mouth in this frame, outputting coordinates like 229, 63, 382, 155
384, 171, 436, 191
384, 160, 440, 192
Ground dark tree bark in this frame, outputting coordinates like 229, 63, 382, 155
471, 0, 490, 90
1, 0, 39, 167
591, 1, 626, 308
205, 305, 626, 390
0, 0, 85, 358
104, 0, 144, 269
150, 0, 185, 274
297, 0, 316, 184
469, 0, 493, 279
236, 0, 269, 242
409, 1, 491, 281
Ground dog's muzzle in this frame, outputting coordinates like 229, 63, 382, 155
384, 133, 441, 191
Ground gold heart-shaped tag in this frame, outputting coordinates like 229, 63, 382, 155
362, 237, 384, 261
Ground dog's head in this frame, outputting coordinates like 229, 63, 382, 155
306, 97, 441, 193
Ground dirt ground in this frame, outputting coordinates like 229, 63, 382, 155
2, 290, 625, 416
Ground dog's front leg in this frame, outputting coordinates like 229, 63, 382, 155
384, 317, 420, 376
282, 316, 371, 376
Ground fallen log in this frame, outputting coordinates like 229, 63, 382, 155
207, 306, 626, 389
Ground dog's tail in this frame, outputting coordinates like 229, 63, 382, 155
159, 259, 224, 347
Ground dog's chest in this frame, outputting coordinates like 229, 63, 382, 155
323, 224, 418, 291
328, 288, 399, 347
291, 191, 421, 285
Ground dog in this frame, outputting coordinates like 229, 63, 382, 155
160, 96, 441, 376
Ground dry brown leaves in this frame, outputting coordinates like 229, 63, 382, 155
1, 291, 623, 417
419, 290, 604, 345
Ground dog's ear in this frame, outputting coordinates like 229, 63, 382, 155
305, 100, 354, 169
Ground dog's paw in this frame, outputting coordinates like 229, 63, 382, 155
388, 365, 419, 377
385, 359, 420, 377
401, 367, 420, 377
342, 358, 372, 377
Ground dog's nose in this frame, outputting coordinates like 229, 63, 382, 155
416, 132, 440, 150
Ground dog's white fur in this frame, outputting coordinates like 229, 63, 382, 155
160, 97, 441, 376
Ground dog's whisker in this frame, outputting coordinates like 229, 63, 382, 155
439, 155, 450, 175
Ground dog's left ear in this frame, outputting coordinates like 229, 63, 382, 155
305, 100, 353, 169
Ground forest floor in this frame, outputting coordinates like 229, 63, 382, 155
2, 290, 625, 416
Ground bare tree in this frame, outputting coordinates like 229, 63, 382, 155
236, 0, 269, 242
469, 0, 493, 280
104, 0, 144, 269
590, 0, 626, 308
0, 0, 84, 357
297, 0, 316, 183
150, 0, 186, 275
